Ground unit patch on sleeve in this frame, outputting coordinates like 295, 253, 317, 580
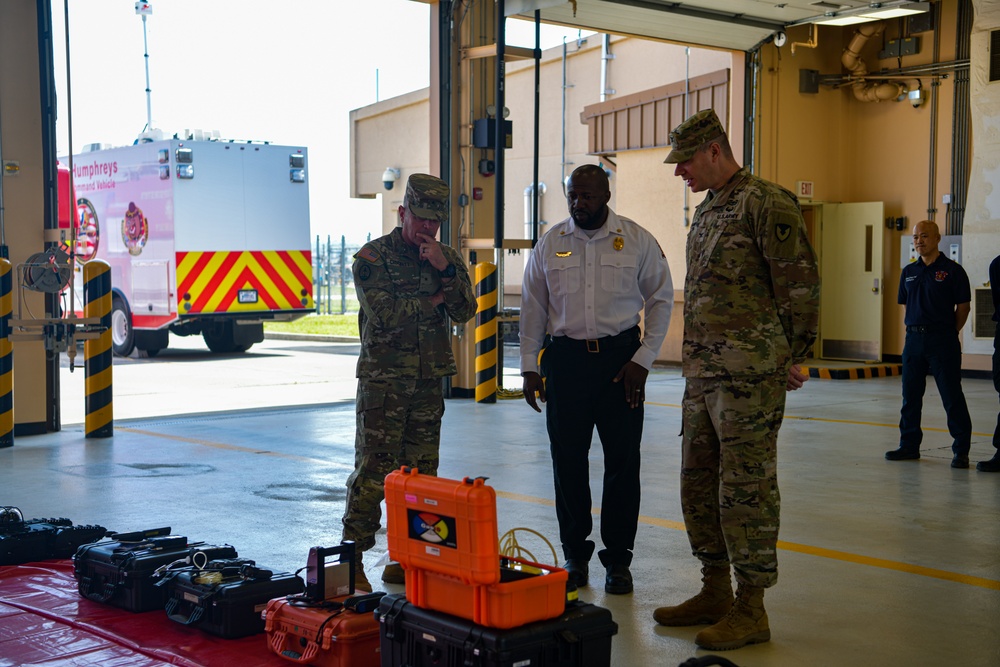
764, 210, 802, 260
357, 263, 372, 281
356, 247, 380, 263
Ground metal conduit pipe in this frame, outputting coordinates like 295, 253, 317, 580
949, 0, 973, 236
531, 10, 540, 247
600, 34, 613, 103
524, 183, 546, 238
927, 1, 942, 222
494, 0, 506, 252
0, 70, 6, 257
683, 46, 689, 226
561, 38, 569, 196
842, 24, 907, 102
747, 47, 760, 174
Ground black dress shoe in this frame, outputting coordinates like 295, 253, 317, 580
951, 455, 970, 469
977, 455, 1000, 472
563, 559, 588, 587
885, 448, 920, 461
605, 563, 633, 595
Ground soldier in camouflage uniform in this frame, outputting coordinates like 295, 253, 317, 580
653, 109, 820, 650
342, 173, 476, 591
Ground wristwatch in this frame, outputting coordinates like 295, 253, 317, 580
439, 263, 457, 279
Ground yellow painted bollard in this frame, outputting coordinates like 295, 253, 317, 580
0, 259, 12, 448
474, 262, 498, 404
84, 260, 113, 438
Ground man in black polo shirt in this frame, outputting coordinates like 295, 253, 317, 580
978, 254, 1000, 472
887, 220, 972, 468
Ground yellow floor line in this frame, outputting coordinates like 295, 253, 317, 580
498, 492, 1000, 591
119, 424, 999, 591
645, 401, 995, 438
115, 426, 355, 470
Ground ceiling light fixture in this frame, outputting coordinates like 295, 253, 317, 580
788, 1, 931, 27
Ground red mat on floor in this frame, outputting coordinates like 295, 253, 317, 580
0, 560, 289, 666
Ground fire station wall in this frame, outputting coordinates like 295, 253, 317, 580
499, 36, 733, 364
755, 9, 965, 363
961, 0, 1000, 368
0, 0, 50, 431
350, 88, 431, 235
500, 36, 733, 278
614, 150, 689, 363
349, 11, 980, 368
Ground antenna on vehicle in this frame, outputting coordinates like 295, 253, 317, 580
136, 2, 154, 134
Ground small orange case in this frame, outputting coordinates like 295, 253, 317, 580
404, 556, 568, 629
263, 595, 380, 666
384, 467, 501, 585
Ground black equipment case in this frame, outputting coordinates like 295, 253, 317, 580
0, 506, 107, 565
73, 528, 238, 612
162, 558, 305, 638
376, 593, 618, 667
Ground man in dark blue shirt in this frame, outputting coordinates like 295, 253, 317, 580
978, 255, 1000, 471
887, 220, 972, 468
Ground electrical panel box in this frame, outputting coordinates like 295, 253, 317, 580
799, 69, 820, 94
973, 288, 995, 339
473, 119, 513, 149
900, 234, 961, 268
879, 37, 920, 60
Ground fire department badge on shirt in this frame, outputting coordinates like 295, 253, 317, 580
613, 237, 624, 251
935, 271, 949, 282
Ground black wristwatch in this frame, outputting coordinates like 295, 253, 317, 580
439, 263, 457, 279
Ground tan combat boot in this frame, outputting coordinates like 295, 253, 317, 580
653, 566, 733, 626
353, 558, 372, 593
381, 562, 405, 585
694, 582, 770, 650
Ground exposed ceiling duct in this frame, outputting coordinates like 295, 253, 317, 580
841, 23, 908, 102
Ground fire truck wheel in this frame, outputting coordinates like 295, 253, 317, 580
202, 321, 250, 354
111, 297, 136, 357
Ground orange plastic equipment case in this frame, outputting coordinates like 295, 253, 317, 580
385, 467, 569, 629
405, 556, 569, 629
384, 467, 500, 585
263, 595, 380, 667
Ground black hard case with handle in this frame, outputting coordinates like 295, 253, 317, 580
162, 560, 304, 638
73, 528, 238, 612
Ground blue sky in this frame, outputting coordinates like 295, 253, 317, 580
51, 1, 589, 246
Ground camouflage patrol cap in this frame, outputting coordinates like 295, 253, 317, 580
405, 173, 450, 223
663, 109, 726, 164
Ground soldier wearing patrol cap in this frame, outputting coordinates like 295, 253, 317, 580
653, 109, 820, 650
342, 173, 476, 591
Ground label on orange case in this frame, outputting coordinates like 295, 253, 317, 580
408, 509, 458, 549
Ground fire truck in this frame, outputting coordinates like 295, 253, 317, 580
68, 133, 314, 356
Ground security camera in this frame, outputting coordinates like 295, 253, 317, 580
382, 168, 400, 190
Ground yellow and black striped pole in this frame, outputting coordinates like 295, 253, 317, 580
0, 259, 12, 448
84, 260, 113, 438
474, 262, 498, 403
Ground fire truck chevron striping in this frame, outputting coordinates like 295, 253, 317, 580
177, 250, 313, 313
67, 136, 314, 356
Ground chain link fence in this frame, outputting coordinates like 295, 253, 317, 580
313, 234, 369, 315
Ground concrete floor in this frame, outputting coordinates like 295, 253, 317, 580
3, 338, 1000, 667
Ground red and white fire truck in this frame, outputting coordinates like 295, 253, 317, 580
68, 133, 314, 356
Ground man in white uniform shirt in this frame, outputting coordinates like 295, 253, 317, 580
520, 164, 673, 594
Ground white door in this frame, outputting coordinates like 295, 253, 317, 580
818, 202, 885, 362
